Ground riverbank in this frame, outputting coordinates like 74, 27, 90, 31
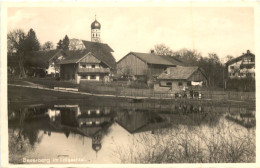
8, 84, 255, 108
8, 78, 256, 102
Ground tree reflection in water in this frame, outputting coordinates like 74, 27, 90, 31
8, 102, 255, 164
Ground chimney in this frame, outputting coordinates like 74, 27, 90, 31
150, 50, 154, 54
247, 50, 250, 54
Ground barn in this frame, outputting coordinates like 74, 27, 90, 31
116, 51, 183, 79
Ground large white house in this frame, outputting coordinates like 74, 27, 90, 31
226, 50, 255, 79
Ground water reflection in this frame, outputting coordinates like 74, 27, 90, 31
8, 102, 255, 164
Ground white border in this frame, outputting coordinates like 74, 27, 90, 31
1, 1, 260, 168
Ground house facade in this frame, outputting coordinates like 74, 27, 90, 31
225, 50, 255, 79
59, 17, 116, 83
116, 51, 183, 78
59, 48, 116, 83
156, 66, 207, 92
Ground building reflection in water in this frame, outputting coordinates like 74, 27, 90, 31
8, 103, 255, 156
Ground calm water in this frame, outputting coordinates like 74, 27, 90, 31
8, 100, 256, 164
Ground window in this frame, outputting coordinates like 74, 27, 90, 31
90, 75, 96, 79
166, 82, 172, 86
91, 65, 95, 68
93, 34, 94, 37
178, 82, 183, 86
81, 75, 87, 79
251, 58, 254, 62
81, 65, 86, 68
187, 81, 191, 86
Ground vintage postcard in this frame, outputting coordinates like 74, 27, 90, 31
1, 1, 259, 168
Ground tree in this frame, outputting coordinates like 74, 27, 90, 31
62, 35, 70, 50
69, 39, 85, 50
42, 41, 54, 50
56, 35, 70, 50
173, 48, 201, 66
7, 29, 27, 78
153, 44, 174, 56
225, 55, 234, 62
24, 28, 40, 51
56, 40, 63, 49
7, 29, 26, 54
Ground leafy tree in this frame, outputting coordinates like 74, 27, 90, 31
7, 29, 27, 77
42, 41, 54, 50
69, 38, 85, 50
153, 44, 174, 56
225, 55, 234, 62
7, 29, 26, 54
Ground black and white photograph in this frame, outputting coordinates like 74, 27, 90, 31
1, 2, 259, 167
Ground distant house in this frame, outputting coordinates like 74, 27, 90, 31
225, 50, 255, 79
25, 49, 65, 77
156, 66, 207, 92
116, 51, 183, 78
59, 41, 116, 83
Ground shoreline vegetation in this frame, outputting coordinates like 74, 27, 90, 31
113, 121, 255, 163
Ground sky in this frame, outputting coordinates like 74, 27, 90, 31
7, 7, 254, 62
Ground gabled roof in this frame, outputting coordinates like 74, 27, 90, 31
59, 41, 116, 69
82, 40, 114, 52
132, 52, 174, 65
118, 52, 183, 66
59, 50, 91, 64
158, 66, 204, 80
25, 49, 63, 68
226, 50, 255, 66
59, 49, 116, 69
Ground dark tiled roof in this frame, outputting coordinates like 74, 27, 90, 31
226, 51, 255, 66
82, 40, 114, 52
59, 50, 91, 64
132, 52, 174, 65
25, 50, 63, 68
59, 48, 116, 69
158, 66, 200, 80
159, 55, 184, 66
118, 52, 183, 66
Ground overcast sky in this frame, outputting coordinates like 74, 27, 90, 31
8, 7, 254, 61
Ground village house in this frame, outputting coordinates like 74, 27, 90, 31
58, 17, 116, 83
156, 66, 207, 92
116, 51, 183, 79
225, 50, 255, 79
59, 43, 116, 83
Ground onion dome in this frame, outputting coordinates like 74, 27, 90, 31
91, 19, 101, 29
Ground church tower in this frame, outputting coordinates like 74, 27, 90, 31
91, 15, 101, 42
